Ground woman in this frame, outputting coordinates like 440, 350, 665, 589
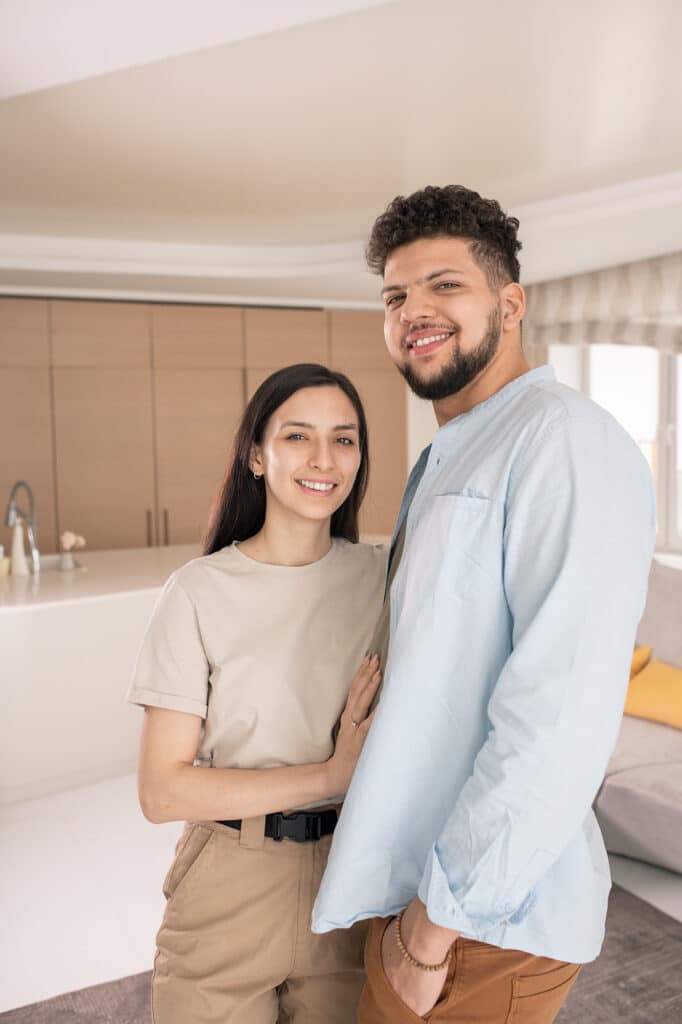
128, 363, 387, 1024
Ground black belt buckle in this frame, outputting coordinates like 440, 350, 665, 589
274, 812, 321, 843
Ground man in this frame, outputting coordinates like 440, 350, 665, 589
312, 185, 655, 1023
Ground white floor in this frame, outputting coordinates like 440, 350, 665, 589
0, 774, 182, 1013
1, 776, 682, 1014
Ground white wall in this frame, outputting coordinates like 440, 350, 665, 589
407, 389, 438, 470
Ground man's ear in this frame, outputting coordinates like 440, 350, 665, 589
501, 282, 525, 333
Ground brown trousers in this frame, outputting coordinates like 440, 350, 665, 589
358, 917, 581, 1024
152, 817, 366, 1024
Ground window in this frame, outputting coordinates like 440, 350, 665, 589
548, 344, 680, 552
677, 355, 682, 537
589, 345, 659, 486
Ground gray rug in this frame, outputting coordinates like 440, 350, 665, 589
3, 886, 681, 1023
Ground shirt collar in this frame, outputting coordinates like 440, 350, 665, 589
434, 365, 556, 442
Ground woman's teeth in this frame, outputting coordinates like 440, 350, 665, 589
298, 480, 336, 491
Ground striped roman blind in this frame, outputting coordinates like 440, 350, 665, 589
523, 251, 682, 353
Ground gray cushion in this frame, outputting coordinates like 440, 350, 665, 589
636, 559, 682, 669
595, 716, 682, 874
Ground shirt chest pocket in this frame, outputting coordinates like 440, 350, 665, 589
395, 493, 501, 619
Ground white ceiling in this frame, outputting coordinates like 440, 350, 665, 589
1, 0, 681, 305
0, 0, 393, 98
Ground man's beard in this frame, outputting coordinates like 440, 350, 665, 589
399, 303, 502, 401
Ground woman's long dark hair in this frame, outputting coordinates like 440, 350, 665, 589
203, 363, 370, 554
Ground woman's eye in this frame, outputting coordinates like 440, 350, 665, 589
286, 433, 306, 441
337, 437, 355, 446
437, 281, 457, 290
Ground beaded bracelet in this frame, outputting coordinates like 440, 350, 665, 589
394, 909, 453, 972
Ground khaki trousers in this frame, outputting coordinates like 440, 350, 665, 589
358, 917, 581, 1024
152, 817, 366, 1024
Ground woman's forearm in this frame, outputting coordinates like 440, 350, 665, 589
140, 760, 336, 824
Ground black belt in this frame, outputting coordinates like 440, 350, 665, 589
218, 809, 338, 843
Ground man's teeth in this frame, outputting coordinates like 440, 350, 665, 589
298, 480, 335, 491
411, 332, 450, 348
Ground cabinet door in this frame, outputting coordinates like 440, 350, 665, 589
344, 370, 407, 538
154, 369, 245, 545
329, 310, 392, 371
0, 298, 50, 367
53, 368, 156, 550
330, 311, 407, 538
51, 300, 151, 367
244, 308, 328, 369
151, 305, 244, 369
0, 368, 58, 555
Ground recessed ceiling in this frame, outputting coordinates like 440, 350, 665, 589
1, 0, 681, 304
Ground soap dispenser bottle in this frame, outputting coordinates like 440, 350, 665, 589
10, 520, 30, 576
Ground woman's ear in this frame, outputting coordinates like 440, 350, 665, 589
249, 444, 264, 477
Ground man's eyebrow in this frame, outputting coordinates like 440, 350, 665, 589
424, 267, 465, 282
279, 420, 358, 430
381, 268, 465, 297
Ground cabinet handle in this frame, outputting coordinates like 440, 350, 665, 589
146, 509, 153, 547
163, 508, 170, 546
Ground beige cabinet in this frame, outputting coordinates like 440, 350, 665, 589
0, 299, 407, 554
51, 300, 151, 367
151, 304, 246, 545
53, 368, 156, 550
151, 304, 243, 369
329, 310, 392, 372
49, 299, 157, 551
154, 369, 244, 546
0, 299, 57, 555
244, 308, 328, 369
0, 368, 58, 555
0, 298, 50, 367
330, 310, 406, 537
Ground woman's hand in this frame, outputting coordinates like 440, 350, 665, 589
326, 654, 382, 796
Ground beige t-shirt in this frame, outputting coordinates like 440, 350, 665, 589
127, 538, 387, 773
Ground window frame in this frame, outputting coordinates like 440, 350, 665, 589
547, 344, 681, 554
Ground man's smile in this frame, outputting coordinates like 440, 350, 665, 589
405, 327, 455, 358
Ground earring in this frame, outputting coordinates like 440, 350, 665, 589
252, 470, 262, 480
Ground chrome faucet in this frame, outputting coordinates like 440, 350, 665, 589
5, 480, 40, 574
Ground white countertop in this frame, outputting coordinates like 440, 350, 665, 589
0, 535, 391, 610
0, 545, 200, 610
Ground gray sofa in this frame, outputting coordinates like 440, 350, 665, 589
594, 558, 682, 875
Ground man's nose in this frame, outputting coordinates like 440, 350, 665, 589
400, 287, 437, 325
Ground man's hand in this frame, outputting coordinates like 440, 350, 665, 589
380, 898, 459, 1016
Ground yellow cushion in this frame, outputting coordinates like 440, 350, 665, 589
625, 658, 682, 730
630, 646, 652, 678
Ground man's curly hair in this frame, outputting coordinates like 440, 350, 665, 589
366, 185, 522, 287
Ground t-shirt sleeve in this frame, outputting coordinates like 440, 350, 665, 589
126, 572, 209, 718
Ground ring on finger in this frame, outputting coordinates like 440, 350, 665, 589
350, 717, 360, 728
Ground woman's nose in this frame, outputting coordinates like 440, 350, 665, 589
310, 442, 335, 471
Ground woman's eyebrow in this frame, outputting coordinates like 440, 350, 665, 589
279, 421, 358, 431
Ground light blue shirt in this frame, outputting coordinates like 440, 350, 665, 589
312, 366, 655, 963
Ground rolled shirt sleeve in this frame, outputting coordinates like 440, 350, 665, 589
418, 412, 656, 934
127, 572, 209, 718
